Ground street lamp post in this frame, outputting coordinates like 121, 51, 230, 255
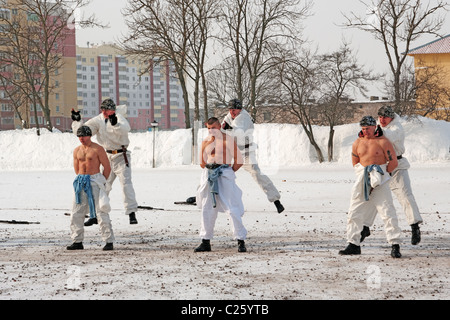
151, 121, 159, 168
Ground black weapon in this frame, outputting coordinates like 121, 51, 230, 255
0, 220, 40, 224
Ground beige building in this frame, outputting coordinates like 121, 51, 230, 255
407, 35, 450, 120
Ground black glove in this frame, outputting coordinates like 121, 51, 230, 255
374, 125, 383, 137
222, 122, 233, 130
71, 109, 81, 121
108, 113, 118, 126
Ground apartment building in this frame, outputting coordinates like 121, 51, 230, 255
76, 44, 186, 131
0, 1, 77, 131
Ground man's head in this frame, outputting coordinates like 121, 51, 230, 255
206, 117, 223, 141
378, 105, 394, 127
228, 98, 242, 119
359, 116, 377, 138
206, 117, 221, 132
101, 98, 116, 118
77, 125, 92, 145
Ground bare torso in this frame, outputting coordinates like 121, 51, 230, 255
355, 138, 387, 166
74, 142, 103, 175
352, 136, 398, 173
203, 133, 234, 165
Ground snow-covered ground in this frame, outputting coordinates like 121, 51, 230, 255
0, 117, 449, 301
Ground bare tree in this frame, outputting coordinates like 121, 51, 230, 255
122, 0, 219, 128
0, 0, 103, 135
383, 60, 416, 115
383, 59, 450, 121
414, 61, 450, 120
0, 71, 29, 129
317, 42, 379, 161
277, 48, 325, 162
219, 0, 312, 120
206, 56, 248, 107
122, 0, 193, 128
206, 54, 258, 110
184, 0, 220, 122
342, 0, 448, 112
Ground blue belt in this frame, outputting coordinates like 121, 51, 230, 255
207, 164, 230, 208
363, 165, 384, 201
73, 175, 96, 218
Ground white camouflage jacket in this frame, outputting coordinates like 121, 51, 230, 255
72, 113, 131, 151
221, 109, 254, 150
378, 113, 410, 170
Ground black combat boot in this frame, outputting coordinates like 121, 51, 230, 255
411, 223, 421, 245
338, 243, 361, 255
194, 239, 211, 252
129, 212, 138, 224
66, 242, 84, 250
274, 200, 285, 213
84, 218, 98, 226
391, 244, 401, 258
103, 243, 114, 251
360, 226, 371, 242
186, 196, 196, 204
238, 240, 247, 252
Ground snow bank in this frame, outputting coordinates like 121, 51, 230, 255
1, 116, 449, 171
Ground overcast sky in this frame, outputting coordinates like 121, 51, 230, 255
76, 0, 449, 100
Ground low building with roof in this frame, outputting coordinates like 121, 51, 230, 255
407, 35, 450, 120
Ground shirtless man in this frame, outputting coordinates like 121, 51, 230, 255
195, 117, 247, 253
67, 126, 115, 251
339, 116, 403, 258
361, 106, 422, 245
72, 98, 139, 226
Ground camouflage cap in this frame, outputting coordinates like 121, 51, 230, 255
77, 125, 92, 137
228, 98, 242, 109
360, 115, 377, 127
378, 105, 395, 118
100, 98, 116, 111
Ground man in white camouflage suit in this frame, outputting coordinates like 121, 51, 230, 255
360, 106, 422, 245
71, 98, 139, 225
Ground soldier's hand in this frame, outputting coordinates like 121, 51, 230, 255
71, 109, 81, 121
222, 122, 232, 130
108, 113, 118, 125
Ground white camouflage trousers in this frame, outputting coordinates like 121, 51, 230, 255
346, 164, 402, 246
107, 152, 138, 215
242, 151, 280, 202
70, 173, 115, 243
364, 167, 423, 226
196, 167, 247, 240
